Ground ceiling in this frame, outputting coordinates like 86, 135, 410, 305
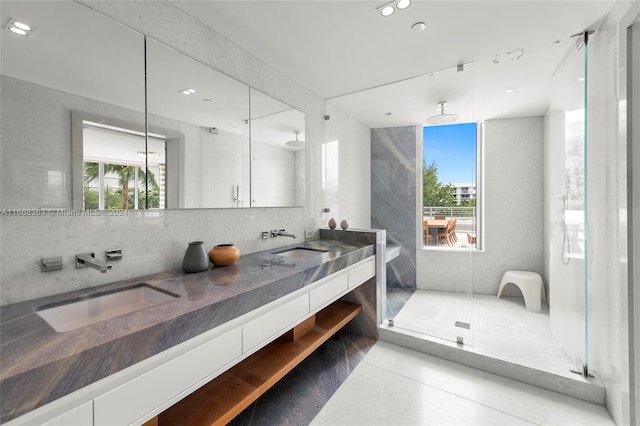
170, 0, 617, 128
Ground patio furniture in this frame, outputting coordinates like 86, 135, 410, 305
497, 271, 547, 312
438, 220, 455, 246
434, 215, 446, 220
422, 220, 432, 245
466, 232, 476, 244
426, 219, 448, 246
449, 218, 458, 243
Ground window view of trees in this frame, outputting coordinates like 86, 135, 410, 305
83, 162, 160, 209
423, 160, 455, 207
423, 123, 477, 248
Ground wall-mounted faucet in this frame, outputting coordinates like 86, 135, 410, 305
76, 252, 112, 273
272, 229, 296, 239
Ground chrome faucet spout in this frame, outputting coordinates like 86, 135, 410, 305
76, 253, 112, 273
277, 230, 297, 239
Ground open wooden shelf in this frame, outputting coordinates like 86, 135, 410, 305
156, 300, 362, 426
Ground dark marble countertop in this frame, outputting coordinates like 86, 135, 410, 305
0, 239, 374, 424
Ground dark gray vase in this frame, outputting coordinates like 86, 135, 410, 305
182, 241, 209, 273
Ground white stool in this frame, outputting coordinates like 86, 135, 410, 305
497, 271, 546, 312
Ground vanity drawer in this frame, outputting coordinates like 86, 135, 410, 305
243, 293, 309, 352
41, 401, 93, 426
348, 257, 375, 288
309, 273, 349, 311
93, 326, 242, 426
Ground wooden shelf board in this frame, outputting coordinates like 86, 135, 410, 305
158, 300, 362, 426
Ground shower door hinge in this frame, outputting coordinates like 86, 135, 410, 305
570, 359, 594, 378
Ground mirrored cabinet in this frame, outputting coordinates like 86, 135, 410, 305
1, 0, 305, 211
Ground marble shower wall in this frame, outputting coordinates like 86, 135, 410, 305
371, 126, 418, 289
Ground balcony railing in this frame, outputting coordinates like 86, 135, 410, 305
423, 206, 476, 218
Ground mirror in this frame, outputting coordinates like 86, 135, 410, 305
145, 38, 251, 209
249, 89, 306, 207
0, 1, 145, 210
1, 1, 306, 211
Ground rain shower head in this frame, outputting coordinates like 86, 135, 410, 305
285, 130, 305, 148
426, 101, 459, 125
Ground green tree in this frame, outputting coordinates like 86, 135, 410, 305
84, 162, 159, 209
423, 160, 455, 207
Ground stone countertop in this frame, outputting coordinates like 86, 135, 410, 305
0, 239, 374, 424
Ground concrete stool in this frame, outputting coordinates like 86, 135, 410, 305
497, 271, 546, 312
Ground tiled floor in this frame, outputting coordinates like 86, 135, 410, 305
311, 341, 615, 426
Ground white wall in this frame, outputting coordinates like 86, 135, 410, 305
417, 117, 544, 295
0, 1, 371, 305
323, 102, 371, 229
251, 142, 295, 207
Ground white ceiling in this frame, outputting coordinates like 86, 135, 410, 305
170, 0, 617, 128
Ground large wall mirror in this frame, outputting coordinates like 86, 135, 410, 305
1, 1, 145, 210
1, 1, 305, 210
250, 89, 306, 207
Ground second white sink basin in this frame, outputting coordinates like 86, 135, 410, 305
35, 284, 179, 332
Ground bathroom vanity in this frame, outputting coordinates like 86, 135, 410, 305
0, 238, 378, 425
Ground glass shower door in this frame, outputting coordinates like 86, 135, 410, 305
548, 31, 590, 375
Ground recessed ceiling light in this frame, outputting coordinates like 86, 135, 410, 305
5, 18, 36, 37
396, 0, 411, 10
386, 112, 392, 116
180, 88, 197, 95
203, 98, 212, 103
13, 21, 32, 31
577, 77, 585, 82
411, 22, 426, 32
505, 88, 516, 94
381, 5, 395, 16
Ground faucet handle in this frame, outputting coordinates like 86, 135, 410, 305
106, 249, 123, 261
41, 257, 63, 272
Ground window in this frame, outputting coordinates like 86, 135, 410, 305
82, 123, 166, 209
422, 123, 478, 248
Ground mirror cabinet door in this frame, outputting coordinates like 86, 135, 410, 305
1, 1, 145, 210
145, 38, 251, 209
249, 88, 306, 207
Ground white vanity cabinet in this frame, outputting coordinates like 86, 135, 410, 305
243, 293, 309, 352
6, 256, 375, 426
93, 327, 242, 426
40, 401, 92, 426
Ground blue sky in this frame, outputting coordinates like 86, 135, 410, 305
423, 123, 477, 184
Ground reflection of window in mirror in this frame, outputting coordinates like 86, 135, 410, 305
82, 122, 167, 209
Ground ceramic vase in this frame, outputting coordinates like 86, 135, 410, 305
340, 219, 349, 230
328, 218, 337, 229
208, 244, 241, 267
182, 241, 209, 273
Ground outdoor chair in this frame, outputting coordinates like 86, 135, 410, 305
434, 215, 446, 220
423, 220, 432, 245
449, 218, 458, 243
438, 220, 454, 246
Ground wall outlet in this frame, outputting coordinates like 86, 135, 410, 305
304, 230, 314, 239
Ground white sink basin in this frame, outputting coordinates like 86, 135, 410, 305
273, 247, 328, 258
35, 284, 179, 332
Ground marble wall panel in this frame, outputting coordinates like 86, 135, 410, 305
371, 126, 418, 290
